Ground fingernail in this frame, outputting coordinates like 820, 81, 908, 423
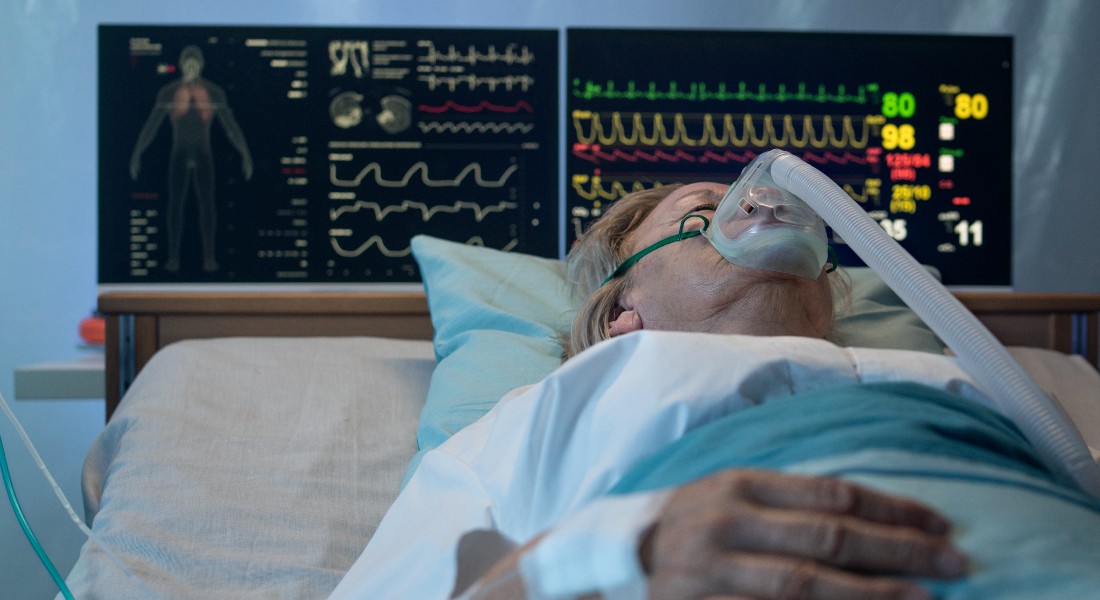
935, 548, 968, 577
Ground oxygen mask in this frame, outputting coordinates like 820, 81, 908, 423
706, 152, 830, 279
600, 152, 831, 286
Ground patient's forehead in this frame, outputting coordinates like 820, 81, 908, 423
641, 182, 725, 226
627, 182, 725, 251
666, 182, 725, 204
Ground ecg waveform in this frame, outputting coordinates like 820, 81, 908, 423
330, 161, 519, 188
801, 151, 870, 166
417, 41, 535, 65
572, 147, 757, 165
571, 80, 876, 104
418, 73, 535, 92
419, 100, 535, 114
572, 111, 874, 149
418, 121, 535, 135
330, 198, 519, 222
572, 146, 870, 166
331, 235, 519, 258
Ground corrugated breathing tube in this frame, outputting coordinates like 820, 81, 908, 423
766, 149, 1100, 500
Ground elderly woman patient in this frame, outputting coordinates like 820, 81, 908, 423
327, 181, 1100, 599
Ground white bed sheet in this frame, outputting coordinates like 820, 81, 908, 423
1003, 346, 1100, 459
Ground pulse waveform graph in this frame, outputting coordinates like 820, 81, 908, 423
329, 160, 520, 189
570, 111, 876, 149
329, 198, 520, 222
328, 196, 522, 260
325, 159, 532, 279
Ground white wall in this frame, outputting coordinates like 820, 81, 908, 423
2, 1, 1098, 598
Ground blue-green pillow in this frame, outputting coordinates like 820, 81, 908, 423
405, 234, 943, 481
405, 235, 577, 481
833, 265, 946, 352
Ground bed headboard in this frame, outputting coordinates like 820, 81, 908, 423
97, 291, 1100, 421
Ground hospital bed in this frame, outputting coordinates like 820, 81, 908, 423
64, 235, 1100, 599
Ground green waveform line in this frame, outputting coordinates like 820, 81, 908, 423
571, 79, 878, 104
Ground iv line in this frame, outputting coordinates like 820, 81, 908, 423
1, 430, 74, 599
0, 387, 165, 599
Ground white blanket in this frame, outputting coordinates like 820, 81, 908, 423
328, 331, 1100, 599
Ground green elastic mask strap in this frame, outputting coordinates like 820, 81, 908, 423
826, 245, 838, 273
601, 214, 710, 286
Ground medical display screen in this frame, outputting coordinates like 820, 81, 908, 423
566, 29, 1013, 286
98, 25, 558, 284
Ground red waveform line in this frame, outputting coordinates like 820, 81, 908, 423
800, 151, 868, 166
418, 99, 535, 114
572, 147, 640, 164
697, 150, 758, 164
572, 146, 759, 165
655, 149, 698, 162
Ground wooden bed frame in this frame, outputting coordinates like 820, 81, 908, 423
97, 291, 1100, 421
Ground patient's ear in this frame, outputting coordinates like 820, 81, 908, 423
608, 308, 643, 337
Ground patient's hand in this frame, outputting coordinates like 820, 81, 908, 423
641, 469, 967, 600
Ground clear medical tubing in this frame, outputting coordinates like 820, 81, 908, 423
767, 150, 1100, 500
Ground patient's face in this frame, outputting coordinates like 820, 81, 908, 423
614, 182, 833, 338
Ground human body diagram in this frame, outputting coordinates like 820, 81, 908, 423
129, 45, 253, 272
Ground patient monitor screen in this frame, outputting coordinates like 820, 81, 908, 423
566, 29, 1013, 286
98, 25, 558, 284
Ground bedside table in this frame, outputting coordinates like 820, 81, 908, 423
14, 354, 105, 400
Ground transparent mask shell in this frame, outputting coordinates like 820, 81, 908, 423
705, 153, 829, 279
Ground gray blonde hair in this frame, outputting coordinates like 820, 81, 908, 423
562, 184, 684, 359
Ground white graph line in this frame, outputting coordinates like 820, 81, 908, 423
330, 235, 519, 258
417, 41, 535, 66
330, 235, 411, 258
329, 199, 519, 222
417, 73, 535, 92
418, 121, 535, 135
330, 161, 519, 188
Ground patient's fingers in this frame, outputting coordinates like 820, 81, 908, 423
725, 470, 951, 534
715, 504, 967, 578
642, 470, 967, 600
650, 553, 934, 600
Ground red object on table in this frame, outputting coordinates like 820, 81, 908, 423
80, 315, 106, 346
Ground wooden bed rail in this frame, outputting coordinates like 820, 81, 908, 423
98, 291, 1100, 421
952, 292, 1100, 364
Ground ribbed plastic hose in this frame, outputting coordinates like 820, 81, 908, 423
768, 150, 1100, 500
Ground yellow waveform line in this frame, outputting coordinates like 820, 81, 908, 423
571, 110, 873, 149
841, 183, 882, 204
573, 176, 879, 205
329, 199, 519, 222
331, 161, 519, 188
571, 174, 661, 201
